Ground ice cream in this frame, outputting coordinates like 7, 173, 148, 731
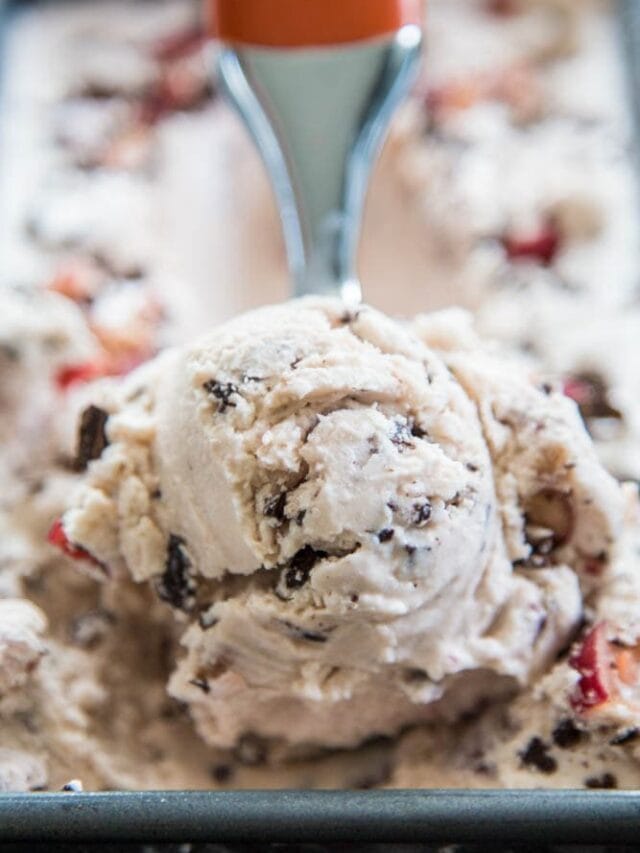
0, 284, 97, 507
58, 298, 623, 750
0, 0, 639, 794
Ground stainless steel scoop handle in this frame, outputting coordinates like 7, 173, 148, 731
217, 25, 422, 301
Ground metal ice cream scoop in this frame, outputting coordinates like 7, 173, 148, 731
209, 0, 423, 303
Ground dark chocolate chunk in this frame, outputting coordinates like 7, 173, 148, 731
519, 737, 557, 774
264, 492, 287, 522
75, 405, 109, 471
585, 772, 617, 789
412, 501, 432, 526
189, 677, 210, 693
295, 510, 307, 526
552, 718, 585, 749
610, 728, 639, 746
156, 534, 195, 612
377, 528, 395, 543
282, 546, 328, 589
466, 462, 479, 472
202, 379, 239, 413
234, 734, 268, 766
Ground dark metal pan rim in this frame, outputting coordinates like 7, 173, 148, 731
1, 0, 640, 846
2, 790, 640, 843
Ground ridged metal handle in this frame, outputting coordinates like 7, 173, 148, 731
217, 24, 422, 300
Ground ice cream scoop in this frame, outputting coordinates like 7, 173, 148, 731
58, 299, 623, 749
209, 0, 423, 301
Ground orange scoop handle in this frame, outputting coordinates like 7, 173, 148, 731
208, 0, 422, 48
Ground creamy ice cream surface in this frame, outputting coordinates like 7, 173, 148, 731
60, 298, 623, 750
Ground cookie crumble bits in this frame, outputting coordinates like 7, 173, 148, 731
552, 718, 585, 749
264, 492, 288, 522
156, 534, 196, 612
610, 728, 639, 746
202, 379, 239, 413
282, 546, 328, 590
585, 773, 617, 790
518, 737, 557, 774
412, 501, 432, 526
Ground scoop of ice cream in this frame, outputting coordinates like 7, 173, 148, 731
60, 298, 623, 749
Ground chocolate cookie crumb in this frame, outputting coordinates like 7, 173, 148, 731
75, 405, 109, 471
283, 546, 328, 589
264, 492, 287, 522
412, 501, 432, 526
210, 764, 233, 784
610, 728, 639, 746
202, 379, 239, 413
585, 772, 617, 789
390, 419, 414, 449
552, 718, 585, 749
156, 534, 195, 611
410, 422, 428, 439
519, 737, 557, 774
378, 528, 395, 543
466, 462, 479, 472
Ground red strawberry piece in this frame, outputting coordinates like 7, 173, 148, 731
47, 519, 106, 572
569, 622, 615, 713
55, 361, 106, 390
55, 352, 150, 391
503, 223, 560, 266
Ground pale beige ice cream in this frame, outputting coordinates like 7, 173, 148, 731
59, 298, 623, 750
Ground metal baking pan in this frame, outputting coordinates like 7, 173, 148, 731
1, 0, 640, 849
